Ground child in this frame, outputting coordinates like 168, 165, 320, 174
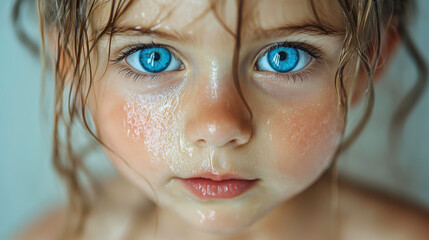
15, 0, 429, 239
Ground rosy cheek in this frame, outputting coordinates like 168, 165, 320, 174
92, 96, 155, 172
124, 100, 153, 141
269, 95, 342, 183
120, 83, 196, 175
123, 93, 178, 155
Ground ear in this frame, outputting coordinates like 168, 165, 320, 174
350, 21, 400, 106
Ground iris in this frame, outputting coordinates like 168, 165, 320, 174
268, 47, 298, 72
257, 45, 311, 73
139, 47, 172, 73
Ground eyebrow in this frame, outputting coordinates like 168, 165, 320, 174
249, 22, 345, 41
98, 21, 344, 43
99, 25, 190, 42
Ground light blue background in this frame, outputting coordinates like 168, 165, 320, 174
1, 0, 429, 239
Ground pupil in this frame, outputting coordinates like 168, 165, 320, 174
278, 51, 287, 61
153, 52, 161, 61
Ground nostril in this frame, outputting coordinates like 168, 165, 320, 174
185, 101, 252, 148
196, 139, 207, 146
190, 123, 252, 148
229, 139, 237, 146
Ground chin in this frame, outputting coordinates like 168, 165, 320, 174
190, 217, 256, 236
176, 201, 268, 236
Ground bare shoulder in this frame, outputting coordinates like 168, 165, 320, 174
14, 177, 154, 240
13, 207, 66, 240
339, 179, 429, 240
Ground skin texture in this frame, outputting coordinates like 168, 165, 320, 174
86, 0, 347, 238
14, 0, 429, 239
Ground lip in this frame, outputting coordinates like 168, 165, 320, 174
179, 173, 258, 200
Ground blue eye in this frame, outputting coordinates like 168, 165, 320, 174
126, 46, 182, 73
257, 46, 311, 73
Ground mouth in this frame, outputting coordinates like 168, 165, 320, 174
179, 173, 258, 201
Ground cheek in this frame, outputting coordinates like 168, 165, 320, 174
91, 81, 196, 182
268, 92, 342, 183
124, 93, 179, 158
93, 95, 160, 173
123, 90, 196, 173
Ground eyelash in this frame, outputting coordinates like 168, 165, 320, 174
111, 42, 184, 82
254, 42, 322, 82
116, 65, 163, 82
111, 41, 323, 83
258, 42, 322, 65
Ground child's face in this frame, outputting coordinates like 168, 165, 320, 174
88, 0, 345, 234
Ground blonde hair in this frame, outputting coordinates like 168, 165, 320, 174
13, 0, 427, 239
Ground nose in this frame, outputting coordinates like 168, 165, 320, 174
185, 76, 252, 148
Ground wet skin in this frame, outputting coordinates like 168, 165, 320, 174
86, 0, 348, 237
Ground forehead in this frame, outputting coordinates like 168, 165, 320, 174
92, 0, 344, 41
245, 0, 343, 29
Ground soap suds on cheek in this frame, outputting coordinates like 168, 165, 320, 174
123, 82, 197, 175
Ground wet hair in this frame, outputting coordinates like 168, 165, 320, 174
13, 0, 427, 239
